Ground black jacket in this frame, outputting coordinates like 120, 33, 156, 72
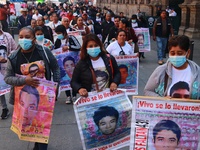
101, 21, 114, 43
18, 14, 32, 30
42, 25, 54, 43
154, 17, 172, 38
70, 53, 121, 93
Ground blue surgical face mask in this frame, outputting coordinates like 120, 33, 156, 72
36, 34, 44, 41
169, 55, 187, 67
132, 20, 136, 23
18, 38, 33, 50
57, 34, 64, 40
45, 20, 49, 24
87, 47, 101, 58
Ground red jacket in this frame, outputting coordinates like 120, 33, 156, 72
0, 8, 7, 20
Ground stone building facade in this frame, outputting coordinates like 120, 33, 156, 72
96, 0, 200, 38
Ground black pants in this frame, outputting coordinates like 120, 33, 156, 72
0, 20, 8, 32
33, 142, 48, 150
65, 90, 76, 97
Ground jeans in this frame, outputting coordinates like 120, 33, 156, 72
156, 37, 168, 61
33, 142, 48, 150
0, 95, 7, 109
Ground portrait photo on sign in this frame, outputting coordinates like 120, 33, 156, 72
20, 60, 46, 79
55, 51, 79, 91
75, 92, 132, 150
134, 28, 151, 52
11, 79, 57, 143
115, 55, 139, 95
131, 97, 200, 150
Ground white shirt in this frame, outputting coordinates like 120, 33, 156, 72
47, 21, 61, 31
167, 65, 191, 96
32, 14, 42, 20
91, 57, 109, 91
106, 41, 134, 56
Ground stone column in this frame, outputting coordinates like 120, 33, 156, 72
178, 3, 190, 35
184, 1, 200, 38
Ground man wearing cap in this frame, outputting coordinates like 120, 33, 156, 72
82, 12, 94, 33
82, 12, 93, 26
70, 13, 78, 27
18, 8, 32, 30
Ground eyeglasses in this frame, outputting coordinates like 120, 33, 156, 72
119, 50, 125, 55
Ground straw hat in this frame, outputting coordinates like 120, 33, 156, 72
20, 8, 28, 12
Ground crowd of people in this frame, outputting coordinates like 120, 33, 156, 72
0, 1, 199, 150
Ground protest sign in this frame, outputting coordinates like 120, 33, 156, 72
74, 89, 132, 150
0, 62, 10, 96
134, 28, 151, 52
11, 77, 57, 144
130, 96, 200, 150
52, 51, 79, 91
20, 60, 46, 79
114, 55, 139, 95
68, 30, 83, 46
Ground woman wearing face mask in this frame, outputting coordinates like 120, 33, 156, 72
70, 33, 121, 97
4, 27, 60, 150
131, 14, 138, 28
54, 25, 81, 52
54, 25, 81, 104
35, 26, 54, 50
144, 35, 200, 99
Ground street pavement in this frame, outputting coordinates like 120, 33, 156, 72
0, 36, 200, 150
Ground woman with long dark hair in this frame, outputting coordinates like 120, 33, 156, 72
71, 34, 121, 97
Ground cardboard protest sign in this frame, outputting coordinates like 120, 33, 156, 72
11, 78, 57, 144
52, 50, 79, 91
68, 30, 83, 46
20, 60, 46, 79
134, 28, 151, 52
130, 96, 200, 150
74, 89, 132, 150
115, 55, 139, 95
0, 62, 10, 96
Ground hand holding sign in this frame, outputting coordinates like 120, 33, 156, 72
25, 76, 40, 87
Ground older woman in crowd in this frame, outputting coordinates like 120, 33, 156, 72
73, 17, 90, 37
106, 30, 134, 56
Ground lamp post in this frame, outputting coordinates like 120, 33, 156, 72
126, 1, 129, 16
116, 0, 119, 14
